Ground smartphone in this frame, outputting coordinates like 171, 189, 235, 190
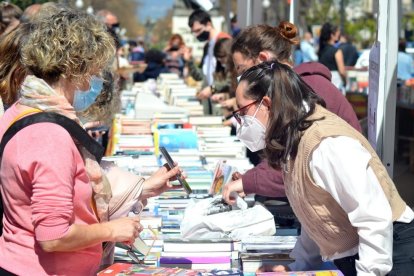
159, 146, 192, 194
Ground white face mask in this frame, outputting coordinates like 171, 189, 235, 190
236, 100, 266, 152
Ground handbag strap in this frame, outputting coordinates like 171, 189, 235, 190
0, 112, 104, 163
0, 112, 105, 236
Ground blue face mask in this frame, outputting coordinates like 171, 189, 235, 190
73, 76, 104, 112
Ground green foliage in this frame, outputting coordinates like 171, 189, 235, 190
301, 0, 376, 49
345, 15, 376, 49
304, 0, 340, 27
9, 0, 53, 10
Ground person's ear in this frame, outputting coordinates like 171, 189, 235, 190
262, 96, 272, 110
258, 51, 271, 63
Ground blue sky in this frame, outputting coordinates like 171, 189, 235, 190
138, 0, 175, 22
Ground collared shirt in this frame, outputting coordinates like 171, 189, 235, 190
300, 41, 318, 63
397, 51, 414, 81
289, 136, 414, 275
202, 38, 217, 86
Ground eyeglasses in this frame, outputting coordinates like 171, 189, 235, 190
125, 202, 158, 264
126, 225, 158, 264
232, 99, 261, 125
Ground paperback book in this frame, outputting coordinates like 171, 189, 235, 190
256, 271, 344, 276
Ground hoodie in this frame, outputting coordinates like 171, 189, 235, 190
242, 62, 361, 197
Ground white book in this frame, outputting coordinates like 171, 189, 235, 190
161, 251, 233, 258
163, 239, 233, 252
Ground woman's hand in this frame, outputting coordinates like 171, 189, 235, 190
211, 93, 226, 103
221, 97, 236, 109
197, 86, 212, 100
105, 216, 143, 244
84, 121, 107, 140
39, 216, 144, 252
222, 178, 246, 205
257, 264, 289, 273
141, 165, 182, 200
182, 47, 193, 62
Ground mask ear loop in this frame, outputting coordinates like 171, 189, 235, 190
252, 98, 264, 119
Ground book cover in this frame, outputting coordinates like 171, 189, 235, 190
159, 256, 231, 264
97, 263, 200, 276
198, 268, 243, 276
209, 160, 236, 195
256, 271, 344, 276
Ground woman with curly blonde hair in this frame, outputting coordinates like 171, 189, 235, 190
0, 8, 182, 275
0, 23, 30, 110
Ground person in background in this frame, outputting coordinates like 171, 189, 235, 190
223, 22, 361, 219
164, 34, 186, 77
211, 38, 237, 101
318, 22, 347, 93
293, 44, 303, 66
129, 36, 146, 64
0, 9, 183, 275
96, 9, 121, 48
210, 37, 238, 117
230, 15, 241, 37
0, 1, 22, 36
19, 3, 41, 23
300, 31, 318, 63
237, 60, 414, 276
187, 9, 231, 114
0, 23, 29, 112
397, 38, 414, 81
338, 34, 359, 67
134, 49, 169, 82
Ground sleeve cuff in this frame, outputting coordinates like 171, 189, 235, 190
242, 169, 257, 194
35, 216, 71, 241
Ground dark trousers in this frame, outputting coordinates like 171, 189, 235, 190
388, 219, 414, 275
334, 219, 414, 276
334, 254, 358, 276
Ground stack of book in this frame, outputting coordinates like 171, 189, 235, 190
160, 237, 238, 270
167, 87, 203, 116
154, 129, 198, 153
239, 236, 297, 274
256, 271, 344, 276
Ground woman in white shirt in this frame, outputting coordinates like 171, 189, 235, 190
234, 60, 414, 275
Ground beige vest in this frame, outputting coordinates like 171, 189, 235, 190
283, 105, 406, 257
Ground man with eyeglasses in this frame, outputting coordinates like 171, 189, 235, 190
186, 9, 231, 114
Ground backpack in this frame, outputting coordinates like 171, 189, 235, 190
0, 112, 105, 236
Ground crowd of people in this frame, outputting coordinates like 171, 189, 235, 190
0, 1, 413, 276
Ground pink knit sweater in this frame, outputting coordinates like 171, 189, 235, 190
0, 104, 102, 275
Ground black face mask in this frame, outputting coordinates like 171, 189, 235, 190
169, 45, 180, 51
196, 30, 210, 42
110, 23, 120, 34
